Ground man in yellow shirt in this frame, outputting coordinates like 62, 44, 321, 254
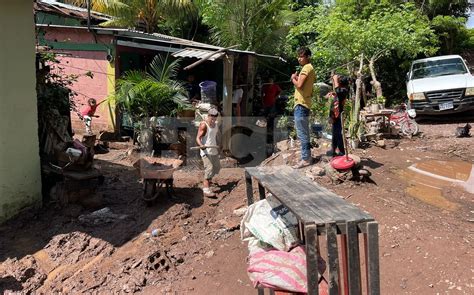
291, 47, 316, 169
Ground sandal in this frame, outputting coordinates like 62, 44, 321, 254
292, 159, 312, 169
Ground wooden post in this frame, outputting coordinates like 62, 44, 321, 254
222, 54, 234, 151
240, 54, 256, 116
245, 170, 254, 205
258, 183, 266, 200
305, 223, 319, 295
346, 221, 362, 295
340, 234, 349, 295
326, 223, 340, 295
366, 222, 380, 295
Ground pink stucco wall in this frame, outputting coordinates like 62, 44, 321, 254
58, 51, 111, 133
42, 27, 112, 46
42, 28, 114, 133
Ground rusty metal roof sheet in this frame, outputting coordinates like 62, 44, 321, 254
35, 0, 111, 22
172, 48, 224, 61
36, 24, 282, 61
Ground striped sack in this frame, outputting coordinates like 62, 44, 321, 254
248, 246, 326, 293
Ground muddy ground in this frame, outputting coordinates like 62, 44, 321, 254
1, 120, 473, 294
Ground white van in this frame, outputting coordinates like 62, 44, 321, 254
406, 55, 474, 114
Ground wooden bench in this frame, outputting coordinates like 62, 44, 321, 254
245, 166, 380, 295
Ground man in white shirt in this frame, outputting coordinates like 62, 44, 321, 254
196, 108, 221, 197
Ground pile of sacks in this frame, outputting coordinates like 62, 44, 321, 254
240, 195, 327, 293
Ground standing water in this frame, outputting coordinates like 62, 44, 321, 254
400, 160, 474, 211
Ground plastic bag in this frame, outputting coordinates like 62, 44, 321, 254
241, 195, 299, 251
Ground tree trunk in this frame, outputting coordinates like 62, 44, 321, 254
369, 56, 383, 99
361, 79, 367, 107
355, 54, 363, 107
350, 54, 364, 140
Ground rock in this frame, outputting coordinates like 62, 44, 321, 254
276, 140, 290, 152
78, 207, 128, 226
310, 166, 325, 176
205, 251, 214, 258
122, 283, 132, 293
400, 278, 408, 289
233, 207, 248, 217
376, 140, 386, 148
217, 219, 240, 231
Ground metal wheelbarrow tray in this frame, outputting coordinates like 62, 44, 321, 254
133, 157, 183, 204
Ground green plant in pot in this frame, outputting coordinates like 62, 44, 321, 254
113, 55, 190, 122
368, 95, 386, 113
111, 54, 191, 150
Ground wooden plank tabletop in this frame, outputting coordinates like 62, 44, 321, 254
246, 166, 374, 224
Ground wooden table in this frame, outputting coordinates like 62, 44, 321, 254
360, 110, 392, 125
245, 166, 380, 295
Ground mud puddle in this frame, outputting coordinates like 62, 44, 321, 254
400, 160, 474, 210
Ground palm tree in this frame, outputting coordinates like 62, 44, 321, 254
195, 0, 291, 54
63, 0, 197, 33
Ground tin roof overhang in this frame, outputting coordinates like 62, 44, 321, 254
35, 24, 282, 61
172, 48, 225, 61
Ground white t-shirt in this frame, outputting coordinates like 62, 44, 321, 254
232, 88, 243, 104
200, 121, 219, 156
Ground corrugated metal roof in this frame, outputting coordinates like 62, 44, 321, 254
172, 48, 224, 61
36, 24, 282, 60
36, 0, 111, 21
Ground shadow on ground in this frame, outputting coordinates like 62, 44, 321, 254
0, 157, 204, 263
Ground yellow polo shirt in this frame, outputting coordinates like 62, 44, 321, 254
294, 63, 316, 109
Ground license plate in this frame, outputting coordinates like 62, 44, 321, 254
439, 101, 454, 111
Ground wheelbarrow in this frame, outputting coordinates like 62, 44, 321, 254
133, 157, 183, 205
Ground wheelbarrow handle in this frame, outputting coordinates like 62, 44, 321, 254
190, 145, 220, 150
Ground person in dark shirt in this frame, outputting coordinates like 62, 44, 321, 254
184, 74, 200, 103
330, 74, 349, 156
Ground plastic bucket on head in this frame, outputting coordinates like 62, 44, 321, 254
199, 81, 217, 103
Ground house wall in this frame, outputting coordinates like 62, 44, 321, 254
39, 27, 116, 133
0, 0, 42, 223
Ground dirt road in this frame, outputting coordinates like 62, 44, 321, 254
1, 121, 473, 294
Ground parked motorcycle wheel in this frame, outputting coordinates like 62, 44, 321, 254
401, 120, 419, 136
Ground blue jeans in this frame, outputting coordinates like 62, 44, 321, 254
294, 104, 311, 161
